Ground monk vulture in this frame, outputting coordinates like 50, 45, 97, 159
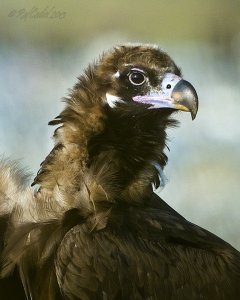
0, 44, 240, 300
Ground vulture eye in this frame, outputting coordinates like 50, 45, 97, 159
129, 71, 146, 86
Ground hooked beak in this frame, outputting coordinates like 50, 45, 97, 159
133, 73, 198, 120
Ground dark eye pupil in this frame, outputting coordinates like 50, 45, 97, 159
166, 84, 171, 89
129, 72, 145, 85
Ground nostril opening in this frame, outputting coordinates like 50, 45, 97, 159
166, 84, 171, 89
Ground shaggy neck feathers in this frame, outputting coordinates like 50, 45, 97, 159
32, 65, 177, 214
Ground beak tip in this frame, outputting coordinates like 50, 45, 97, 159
191, 98, 199, 120
191, 106, 198, 120
172, 79, 199, 121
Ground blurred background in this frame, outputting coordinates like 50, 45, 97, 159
0, 0, 239, 249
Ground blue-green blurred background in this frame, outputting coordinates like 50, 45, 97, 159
0, 0, 239, 249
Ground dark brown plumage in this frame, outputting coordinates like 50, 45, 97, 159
0, 44, 239, 300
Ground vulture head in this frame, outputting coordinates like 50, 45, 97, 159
96, 44, 198, 119
33, 44, 198, 210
